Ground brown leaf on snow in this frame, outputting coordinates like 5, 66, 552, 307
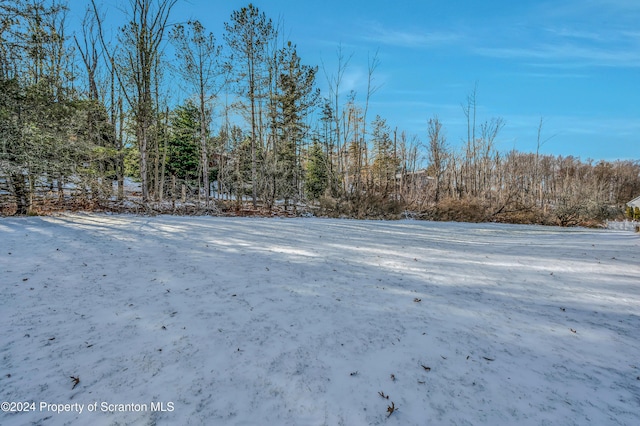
387, 401, 396, 417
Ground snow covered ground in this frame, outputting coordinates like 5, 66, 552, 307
1, 215, 639, 426
607, 220, 639, 232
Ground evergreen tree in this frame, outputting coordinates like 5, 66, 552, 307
273, 41, 319, 207
370, 115, 398, 196
167, 101, 200, 182
305, 141, 328, 200
0, 0, 93, 214
170, 20, 222, 205
224, 3, 275, 207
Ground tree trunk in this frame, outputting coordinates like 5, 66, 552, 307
9, 173, 28, 215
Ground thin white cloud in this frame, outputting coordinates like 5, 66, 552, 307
518, 71, 589, 79
357, 21, 463, 48
475, 42, 640, 68
340, 68, 366, 93
488, 0, 640, 68
543, 27, 605, 42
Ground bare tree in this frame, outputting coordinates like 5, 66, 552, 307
74, 7, 119, 200
74, 9, 99, 102
91, 0, 177, 202
427, 116, 448, 203
322, 44, 353, 196
461, 82, 478, 197
170, 20, 223, 206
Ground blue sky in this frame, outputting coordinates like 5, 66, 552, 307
81, 0, 639, 161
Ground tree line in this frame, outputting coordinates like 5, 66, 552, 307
1, 0, 638, 224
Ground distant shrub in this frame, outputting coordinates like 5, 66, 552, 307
493, 208, 551, 225
315, 194, 404, 219
422, 197, 487, 223
626, 205, 634, 219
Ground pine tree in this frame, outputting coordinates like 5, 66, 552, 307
167, 101, 200, 182
305, 141, 328, 200
371, 115, 398, 197
0, 0, 91, 214
273, 41, 319, 208
224, 3, 275, 207
170, 20, 221, 205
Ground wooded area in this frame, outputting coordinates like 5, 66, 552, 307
1, 0, 639, 224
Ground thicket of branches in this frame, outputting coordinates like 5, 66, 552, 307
1, 0, 639, 225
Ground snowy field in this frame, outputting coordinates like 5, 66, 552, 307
1, 215, 639, 426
